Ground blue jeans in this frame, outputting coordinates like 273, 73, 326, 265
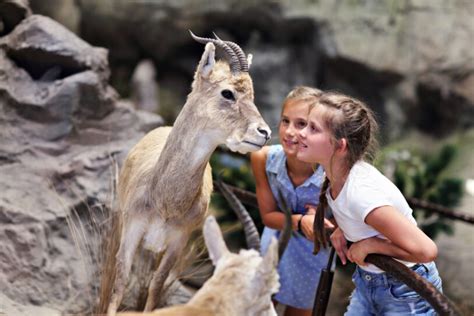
345, 262, 443, 315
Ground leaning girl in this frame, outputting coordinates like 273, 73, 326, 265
297, 92, 443, 315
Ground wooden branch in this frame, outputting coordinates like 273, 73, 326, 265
214, 146, 473, 224
407, 197, 474, 224
213, 182, 258, 209
214, 181, 464, 315
366, 254, 462, 316
215, 182, 474, 225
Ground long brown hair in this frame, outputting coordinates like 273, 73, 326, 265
312, 92, 379, 253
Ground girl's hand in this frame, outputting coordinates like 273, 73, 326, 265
304, 203, 335, 230
305, 204, 317, 215
300, 214, 335, 241
302, 204, 335, 241
300, 214, 315, 240
347, 238, 376, 266
330, 227, 348, 265
324, 218, 335, 231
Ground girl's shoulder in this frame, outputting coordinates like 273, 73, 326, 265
350, 161, 384, 182
267, 144, 283, 157
251, 145, 271, 161
265, 145, 286, 174
346, 161, 397, 196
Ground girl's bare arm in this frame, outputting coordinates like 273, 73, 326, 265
250, 148, 302, 231
347, 205, 438, 266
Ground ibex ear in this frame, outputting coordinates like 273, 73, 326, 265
261, 237, 279, 270
203, 216, 229, 265
252, 237, 279, 294
197, 42, 216, 79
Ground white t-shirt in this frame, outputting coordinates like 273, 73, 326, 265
327, 161, 417, 273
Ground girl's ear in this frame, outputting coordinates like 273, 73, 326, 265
336, 138, 348, 154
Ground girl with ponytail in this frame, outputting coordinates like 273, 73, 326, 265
297, 92, 443, 315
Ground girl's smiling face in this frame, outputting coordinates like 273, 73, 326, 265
296, 106, 336, 165
279, 99, 310, 156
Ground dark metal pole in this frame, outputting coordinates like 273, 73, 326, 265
312, 247, 337, 316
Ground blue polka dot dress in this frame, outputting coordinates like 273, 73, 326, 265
260, 145, 330, 310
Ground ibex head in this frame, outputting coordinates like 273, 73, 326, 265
189, 32, 271, 154
198, 216, 279, 316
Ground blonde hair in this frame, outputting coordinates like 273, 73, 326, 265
280, 86, 323, 115
281, 86, 323, 172
313, 92, 379, 253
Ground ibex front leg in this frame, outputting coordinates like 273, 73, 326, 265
107, 217, 146, 316
144, 233, 187, 311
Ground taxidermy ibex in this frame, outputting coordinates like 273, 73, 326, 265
106, 32, 271, 315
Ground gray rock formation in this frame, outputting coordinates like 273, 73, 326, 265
27, 0, 473, 140
283, 0, 474, 139
131, 60, 159, 113
0, 8, 163, 314
0, 0, 31, 36
28, 0, 80, 34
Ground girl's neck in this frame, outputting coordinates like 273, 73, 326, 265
286, 154, 315, 187
325, 160, 351, 199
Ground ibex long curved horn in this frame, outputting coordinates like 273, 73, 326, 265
215, 180, 261, 252
213, 32, 249, 72
189, 31, 241, 74
215, 180, 292, 259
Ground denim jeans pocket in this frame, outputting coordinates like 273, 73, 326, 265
413, 262, 443, 292
351, 270, 358, 284
412, 263, 429, 275
388, 281, 421, 302
426, 270, 443, 293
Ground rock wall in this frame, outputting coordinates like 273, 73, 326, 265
30, 0, 474, 140
0, 4, 163, 313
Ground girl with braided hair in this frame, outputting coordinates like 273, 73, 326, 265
251, 86, 338, 316
296, 92, 443, 315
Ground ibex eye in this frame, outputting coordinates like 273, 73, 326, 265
221, 89, 235, 101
